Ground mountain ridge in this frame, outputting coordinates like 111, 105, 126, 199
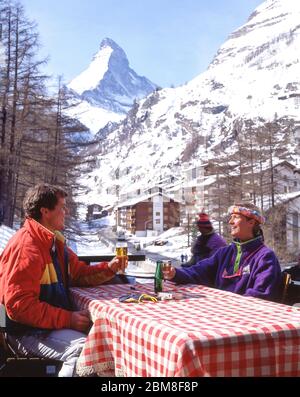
77, 0, 300, 210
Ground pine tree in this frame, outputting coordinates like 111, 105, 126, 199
0, 1, 90, 228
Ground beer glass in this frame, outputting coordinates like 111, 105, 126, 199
162, 260, 171, 272
161, 260, 171, 279
115, 241, 128, 273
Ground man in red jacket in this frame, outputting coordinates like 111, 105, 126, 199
0, 183, 125, 376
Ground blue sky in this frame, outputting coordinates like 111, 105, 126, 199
20, 0, 263, 88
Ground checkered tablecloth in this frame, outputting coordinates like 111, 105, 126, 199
70, 282, 300, 377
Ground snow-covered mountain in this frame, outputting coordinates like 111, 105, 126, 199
79, 0, 300, 209
66, 38, 158, 133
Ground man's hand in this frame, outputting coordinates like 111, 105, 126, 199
108, 256, 127, 274
70, 310, 92, 332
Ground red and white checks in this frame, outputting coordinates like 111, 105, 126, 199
70, 282, 300, 377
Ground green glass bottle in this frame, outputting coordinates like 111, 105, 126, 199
154, 261, 163, 293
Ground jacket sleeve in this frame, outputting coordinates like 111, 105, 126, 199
4, 242, 72, 330
173, 252, 219, 286
244, 251, 282, 301
67, 248, 116, 287
208, 235, 227, 254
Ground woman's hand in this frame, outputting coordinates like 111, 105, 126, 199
162, 266, 176, 280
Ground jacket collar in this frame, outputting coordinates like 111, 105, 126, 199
24, 218, 65, 250
232, 236, 263, 254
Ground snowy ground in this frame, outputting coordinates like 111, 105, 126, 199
69, 216, 115, 255
71, 216, 192, 264
126, 226, 191, 262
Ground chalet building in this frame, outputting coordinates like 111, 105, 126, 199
273, 161, 300, 194
86, 204, 103, 221
116, 192, 181, 237
86, 204, 114, 221
293, 122, 300, 152
166, 163, 212, 224
119, 185, 163, 203
278, 91, 300, 112
119, 176, 180, 203
265, 191, 300, 260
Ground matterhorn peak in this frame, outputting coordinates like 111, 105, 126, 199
68, 38, 119, 96
100, 37, 123, 51
66, 37, 158, 133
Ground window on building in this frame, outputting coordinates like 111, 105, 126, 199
155, 219, 160, 224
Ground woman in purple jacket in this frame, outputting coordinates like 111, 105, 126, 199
164, 203, 282, 301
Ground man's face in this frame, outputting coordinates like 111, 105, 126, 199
229, 213, 255, 241
40, 196, 68, 232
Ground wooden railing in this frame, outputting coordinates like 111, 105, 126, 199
78, 254, 146, 264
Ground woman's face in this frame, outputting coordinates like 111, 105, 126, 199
229, 213, 255, 242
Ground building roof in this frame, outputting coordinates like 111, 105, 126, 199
116, 192, 182, 209
274, 160, 296, 171
274, 190, 300, 205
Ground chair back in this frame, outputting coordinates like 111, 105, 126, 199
281, 265, 300, 305
0, 304, 17, 356
0, 304, 6, 329
0, 303, 63, 377
281, 272, 292, 304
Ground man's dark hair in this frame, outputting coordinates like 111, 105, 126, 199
23, 183, 68, 221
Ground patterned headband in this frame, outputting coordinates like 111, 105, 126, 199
228, 205, 265, 225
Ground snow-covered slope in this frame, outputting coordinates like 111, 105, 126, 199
66, 38, 158, 133
79, 0, 300, 208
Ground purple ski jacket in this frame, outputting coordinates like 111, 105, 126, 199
174, 236, 282, 301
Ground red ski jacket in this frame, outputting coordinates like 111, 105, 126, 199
0, 218, 115, 331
